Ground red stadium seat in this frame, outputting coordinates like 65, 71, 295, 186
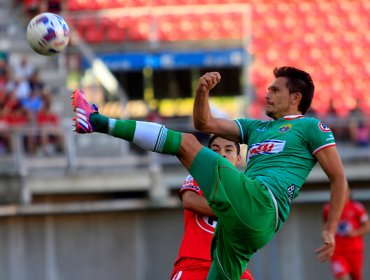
84, 23, 105, 43
126, 15, 151, 41
112, 0, 147, 7
66, 0, 81, 11
62, 0, 370, 117
101, 17, 127, 43
156, 14, 181, 41
67, 0, 100, 10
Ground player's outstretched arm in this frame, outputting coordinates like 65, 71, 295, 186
193, 72, 240, 142
314, 146, 348, 261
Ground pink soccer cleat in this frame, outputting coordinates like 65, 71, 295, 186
71, 89, 98, 133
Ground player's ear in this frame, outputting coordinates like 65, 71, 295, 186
290, 92, 302, 105
236, 154, 241, 165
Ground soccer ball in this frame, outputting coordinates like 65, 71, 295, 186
26, 13, 70, 56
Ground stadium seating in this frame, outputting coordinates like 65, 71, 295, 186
65, 0, 370, 116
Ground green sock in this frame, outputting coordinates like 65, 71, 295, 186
90, 113, 109, 133
90, 113, 182, 155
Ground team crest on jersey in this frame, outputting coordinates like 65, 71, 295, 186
318, 121, 331, 132
182, 175, 200, 191
247, 140, 286, 160
278, 124, 292, 133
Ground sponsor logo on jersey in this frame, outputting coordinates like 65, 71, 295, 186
337, 220, 352, 236
287, 184, 297, 203
247, 140, 286, 160
318, 121, 331, 132
278, 124, 292, 133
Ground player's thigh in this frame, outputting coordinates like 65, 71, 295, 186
177, 133, 203, 170
348, 253, 364, 280
331, 255, 350, 279
206, 262, 227, 280
190, 147, 276, 240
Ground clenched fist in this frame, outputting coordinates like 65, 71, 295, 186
196, 72, 221, 95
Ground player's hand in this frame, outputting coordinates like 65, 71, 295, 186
196, 72, 221, 95
315, 230, 335, 262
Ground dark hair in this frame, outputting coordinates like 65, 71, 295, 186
273, 66, 315, 114
208, 135, 240, 155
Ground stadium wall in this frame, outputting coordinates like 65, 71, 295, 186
0, 202, 369, 280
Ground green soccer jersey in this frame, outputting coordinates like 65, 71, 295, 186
235, 115, 336, 228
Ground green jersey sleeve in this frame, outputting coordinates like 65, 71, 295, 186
305, 118, 336, 155
234, 118, 263, 144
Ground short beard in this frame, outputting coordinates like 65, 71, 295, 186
266, 111, 274, 118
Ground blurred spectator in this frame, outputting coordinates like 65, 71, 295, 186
322, 189, 370, 280
0, 56, 10, 81
349, 102, 369, 147
28, 69, 44, 93
21, 89, 44, 122
23, 0, 41, 20
6, 103, 34, 154
0, 53, 64, 156
3, 90, 21, 112
36, 95, 64, 155
350, 120, 369, 147
40, 0, 63, 14
12, 56, 34, 81
0, 105, 11, 155
7, 78, 32, 101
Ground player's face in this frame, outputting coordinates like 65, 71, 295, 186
265, 77, 299, 119
209, 137, 241, 166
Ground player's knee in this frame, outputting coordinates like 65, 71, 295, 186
180, 133, 201, 153
177, 133, 203, 169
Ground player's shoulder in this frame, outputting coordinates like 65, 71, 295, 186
301, 116, 332, 132
350, 200, 367, 211
235, 117, 267, 126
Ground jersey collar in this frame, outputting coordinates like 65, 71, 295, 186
282, 115, 304, 120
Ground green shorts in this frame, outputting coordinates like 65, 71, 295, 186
189, 147, 277, 280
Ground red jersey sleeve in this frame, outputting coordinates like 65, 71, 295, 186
179, 175, 202, 199
322, 203, 330, 222
353, 201, 369, 224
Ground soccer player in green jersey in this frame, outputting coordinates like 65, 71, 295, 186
72, 66, 348, 280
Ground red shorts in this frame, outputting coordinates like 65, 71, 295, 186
171, 265, 254, 280
331, 253, 363, 280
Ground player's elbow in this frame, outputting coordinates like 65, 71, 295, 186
194, 117, 209, 131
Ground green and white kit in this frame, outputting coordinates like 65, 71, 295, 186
189, 115, 336, 280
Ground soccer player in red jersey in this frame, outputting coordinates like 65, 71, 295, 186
323, 189, 370, 280
171, 135, 253, 280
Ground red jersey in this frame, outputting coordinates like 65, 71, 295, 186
174, 175, 216, 265
37, 111, 59, 126
323, 200, 369, 254
172, 175, 253, 280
